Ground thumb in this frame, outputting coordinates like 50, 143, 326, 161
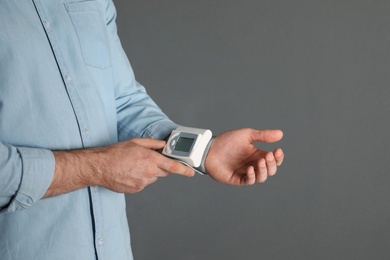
131, 138, 166, 150
250, 129, 283, 143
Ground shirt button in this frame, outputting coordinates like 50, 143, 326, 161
93, 186, 98, 193
82, 128, 90, 138
64, 74, 72, 82
98, 239, 104, 246
42, 20, 50, 29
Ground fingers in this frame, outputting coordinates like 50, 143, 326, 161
130, 140, 195, 178
242, 166, 256, 185
274, 148, 284, 166
253, 149, 284, 184
240, 159, 268, 185
250, 129, 283, 143
130, 138, 166, 150
157, 155, 195, 177
257, 158, 268, 183
265, 152, 277, 176
123, 153, 195, 193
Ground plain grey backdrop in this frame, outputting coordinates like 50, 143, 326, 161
114, 1, 390, 259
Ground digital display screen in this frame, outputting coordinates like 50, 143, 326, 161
174, 137, 194, 153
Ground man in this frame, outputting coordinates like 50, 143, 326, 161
0, 0, 284, 259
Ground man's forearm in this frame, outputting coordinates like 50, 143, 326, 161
43, 148, 106, 198
43, 138, 195, 198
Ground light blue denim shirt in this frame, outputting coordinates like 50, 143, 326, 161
0, 0, 177, 259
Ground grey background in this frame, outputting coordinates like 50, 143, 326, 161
115, 1, 390, 259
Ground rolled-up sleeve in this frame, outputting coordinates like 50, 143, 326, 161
0, 141, 55, 213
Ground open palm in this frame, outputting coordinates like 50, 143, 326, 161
205, 128, 284, 185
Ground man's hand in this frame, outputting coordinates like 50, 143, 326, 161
45, 138, 194, 198
205, 128, 284, 185
96, 138, 195, 193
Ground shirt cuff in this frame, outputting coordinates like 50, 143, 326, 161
6, 147, 55, 212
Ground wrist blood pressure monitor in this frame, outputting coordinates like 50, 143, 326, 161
162, 126, 214, 174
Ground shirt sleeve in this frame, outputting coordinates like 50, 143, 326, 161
0, 141, 55, 214
101, 0, 178, 141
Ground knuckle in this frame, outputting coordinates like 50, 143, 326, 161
132, 179, 148, 192
130, 186, 144, 193
139, 179, 150, 188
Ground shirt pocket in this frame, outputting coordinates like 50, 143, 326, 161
65, 1, 111, 69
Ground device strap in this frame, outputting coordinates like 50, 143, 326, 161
195, 136, 216, 174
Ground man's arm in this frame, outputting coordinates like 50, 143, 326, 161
44, 138, 194, 198
44, 127, 284, 199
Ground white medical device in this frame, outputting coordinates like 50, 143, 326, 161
162, 126, 213, 173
